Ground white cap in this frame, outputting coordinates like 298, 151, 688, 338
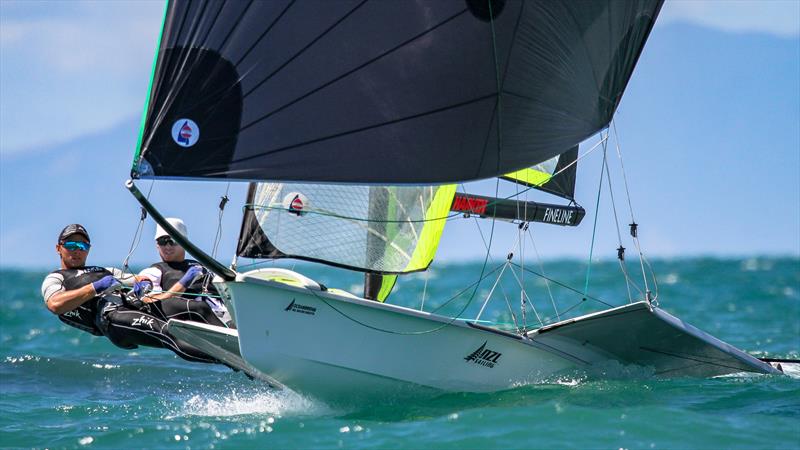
155, 217, 188, 240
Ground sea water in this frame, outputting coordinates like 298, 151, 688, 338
1, 258, 798, 449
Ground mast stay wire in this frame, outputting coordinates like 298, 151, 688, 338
602, 148, 638, 303
203, 182, 232, 293
611, 119, 653, 301
460, 183, 519, 332
120, 180, 156, 279
526, 227, 560, 322
583, 132, 609, 301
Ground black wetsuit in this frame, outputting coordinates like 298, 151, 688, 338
49, 266, 220, 363
147, 260, 231, 327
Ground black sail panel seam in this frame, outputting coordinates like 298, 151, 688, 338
239, 8, 469, 133
241, 0, 369, 99
229, 93, 497, 166
474, 1, 524, 179
501, 90, 597, 128
234, 0, 295, 67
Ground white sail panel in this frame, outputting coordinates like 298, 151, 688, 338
238, 183, 455, 274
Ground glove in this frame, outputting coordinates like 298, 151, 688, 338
178, 265, 204, 287
92, 275, 121, 294
133, 280, 153, 298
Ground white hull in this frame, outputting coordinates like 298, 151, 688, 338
213, 269, 777, 399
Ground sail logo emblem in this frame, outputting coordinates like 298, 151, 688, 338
464, 341, 502, 368
171, 118, 200, 147
282, 192, 309, 216
290, 195, 304, 213
284, 299, 316, 315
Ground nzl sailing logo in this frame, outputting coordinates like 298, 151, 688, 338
464, 341, 502, 368
171, 118, 200, 147
284, 299, 316, 315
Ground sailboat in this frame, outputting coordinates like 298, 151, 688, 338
125, 0, 781, 398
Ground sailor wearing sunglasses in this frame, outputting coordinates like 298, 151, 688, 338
137, 218, 232, 327
41, 224, 218, 363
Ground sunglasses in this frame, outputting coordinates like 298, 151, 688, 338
62, 241, 91, 252
156, 236, 178, 247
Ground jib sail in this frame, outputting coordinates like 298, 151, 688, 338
237, 183, 456, 274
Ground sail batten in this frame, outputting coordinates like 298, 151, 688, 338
132, 0, 663, 184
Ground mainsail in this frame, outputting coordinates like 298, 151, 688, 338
131, 0, 663, 184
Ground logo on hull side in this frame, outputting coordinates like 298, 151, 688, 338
464, 341, 502, 368
284, 299, 317, 315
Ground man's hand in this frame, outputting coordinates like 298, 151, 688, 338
133, 280, 153, 298
178, 265, 204, 287
91, 275, 121, 295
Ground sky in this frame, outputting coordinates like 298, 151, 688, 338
0, 0, 798, 270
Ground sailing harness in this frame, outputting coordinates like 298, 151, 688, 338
51, 266, 116, 336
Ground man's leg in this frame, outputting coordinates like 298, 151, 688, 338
102, 306, 218, 363
149, 297, 226, 327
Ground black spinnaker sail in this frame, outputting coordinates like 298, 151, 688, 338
132, 0, 663, 184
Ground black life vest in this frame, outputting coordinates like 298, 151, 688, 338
51, 266, 111, 336
150, 260, 218, 297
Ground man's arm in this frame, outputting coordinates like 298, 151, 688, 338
42, 273, 99, 315
108, 267, 141, 287
148, 265, 204, 301
138, 267, 173, 301
42, 273, 118, 314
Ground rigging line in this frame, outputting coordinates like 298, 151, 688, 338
459, 182, 516, 326
241, 0, 368, 99
641, 253, 660, 304
526, 227, 560, 322
507, 264, 543, 328
558, 297, 590, 319
507, 263, 613, 308
235, 135, 604, 225
612, 119, 650, 296
464, 195, 516, 321
420, 271, 429, 311
247, 202, 463, 223
428, 177, 502, 318
493, 133, 608, 205
583, 133, 609, 299
231, 93, 497, 164
309, 263, 504, 335
603, 149, 635, 303
211, 182, 231, 259
475, 262, 510, 321
121, 180, 156, 272
234, 0, 294, 67
240, 8, 469, 131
